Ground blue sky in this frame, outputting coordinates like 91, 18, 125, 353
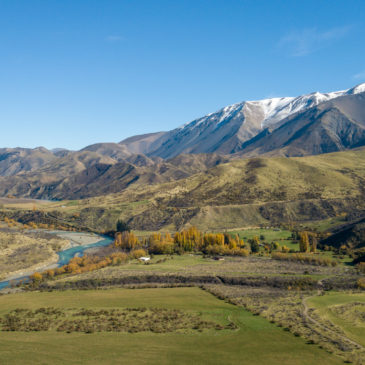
0, 0, 364, 150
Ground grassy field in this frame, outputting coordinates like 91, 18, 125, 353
297, 216, 349, 232
0, 197, 53, 210
54, 254, 347, 284
316, 250, 353, 265
0, 287, 343, 365
308, 292, 365, 347
121, 254, 218, 272
227, 228, 298, 250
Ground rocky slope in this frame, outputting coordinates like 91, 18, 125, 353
120, 83, 365, 158
0, 153, 227, 199
0, 147, 57, 176
235, 92, 365, 157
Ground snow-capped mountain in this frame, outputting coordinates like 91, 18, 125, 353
120, 83, 365, 159
236, 91, 365, 157
1, 84, 364, 200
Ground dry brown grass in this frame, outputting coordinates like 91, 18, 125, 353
0, 230, 68, 280
0, 306, 232, 334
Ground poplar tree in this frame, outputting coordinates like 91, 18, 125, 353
299, 232, 310, 253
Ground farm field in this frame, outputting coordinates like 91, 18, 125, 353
227, 228, 298, 250
226, 228, 353, 264
0, 287, 343, 365
52, 254, 347, 284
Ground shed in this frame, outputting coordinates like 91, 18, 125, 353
139, 256, 151, 262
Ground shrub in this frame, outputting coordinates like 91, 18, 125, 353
116, 220, 130, 233
149, 241, 174, 254
110, 252, 128, 265
249, 237, 260, 253
45, 270, 55, 279
357, 278, 365, 289
227, 248, 250, 257
271, 252, 337, 266
129, 249, 147, 259
30, 272, 43, 283
204, 244, 225, 256
356, 262, 365, 273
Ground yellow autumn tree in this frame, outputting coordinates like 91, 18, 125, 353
299, 232, 310, 253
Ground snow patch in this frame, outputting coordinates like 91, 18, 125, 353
179, 83, 365, 131
347, 82, 365, 94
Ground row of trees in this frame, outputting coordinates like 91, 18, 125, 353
114, 226, 324, 256
114, 227, 250, 256
30, 249, 148, 284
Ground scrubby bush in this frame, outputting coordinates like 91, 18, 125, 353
30, 272, 43, 283
129, 249, 147, 259
110, 252, 128, 265
249, 237, 260, 253
271, 252, 337, 266
357, 277, 365, 289
356, 262, 365, 273
116, 219, 130, 233
45, 270, 55, 279
0, 306, 233, 334
149, 240, 174, 254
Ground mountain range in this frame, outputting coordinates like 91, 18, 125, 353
0, 83, 364, 200
119, 82, 365, 158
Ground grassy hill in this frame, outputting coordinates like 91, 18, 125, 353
74, 148, 365, 230
0, 148, 364, 231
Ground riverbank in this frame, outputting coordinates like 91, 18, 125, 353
52, 231, 105, 249
2, 231, 104, 282
0, 230, 69, 281
3, 255, 59, 282
0, 231, 112, 291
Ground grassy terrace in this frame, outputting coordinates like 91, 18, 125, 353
0, 287, 343, 365
48, 254, 351, 288
308, 292, 365, 348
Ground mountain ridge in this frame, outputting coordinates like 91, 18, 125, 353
233, 92, 365, 157
119, 82, 365, 158
0, 83, 364, 200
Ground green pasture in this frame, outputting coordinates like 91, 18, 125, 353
0, 287, 343, 365
307, 292, 365, 347
228, 228, 298, 250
